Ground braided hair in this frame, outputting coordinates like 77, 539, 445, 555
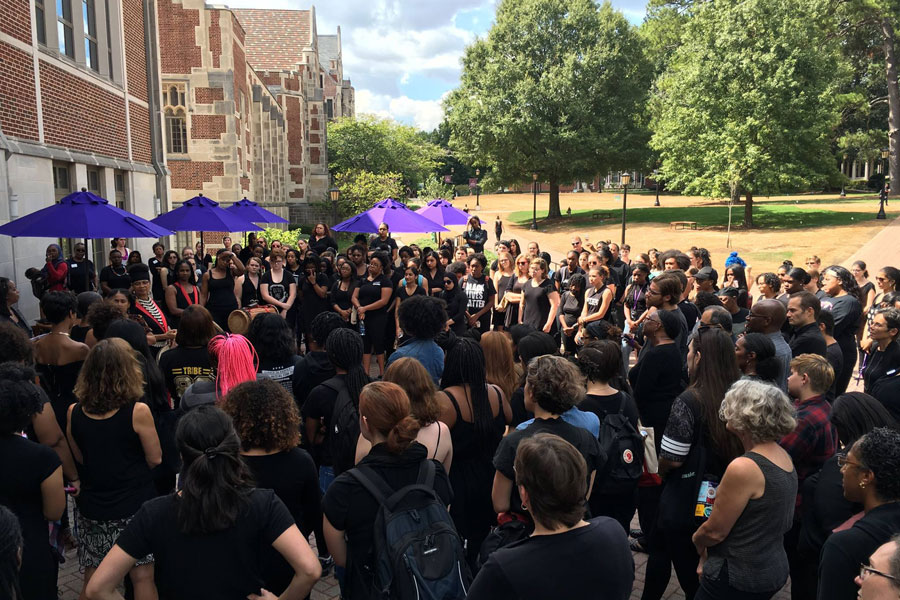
175, 405, 253, 534
325, 328, 370, 407
0, 505, 22, 600
441, 338, 494, 450
207, 334, 259, 401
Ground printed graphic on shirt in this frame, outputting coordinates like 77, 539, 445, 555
464, 277, 488, 310
171, 366, 214, 397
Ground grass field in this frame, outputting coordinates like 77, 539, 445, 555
508, 199, 897, 230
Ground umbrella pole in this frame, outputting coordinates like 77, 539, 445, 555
84, 237, 90, 292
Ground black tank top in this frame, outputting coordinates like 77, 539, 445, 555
70, 402, 155, 520
241, 275, 260, 307
206, 271, 237, 311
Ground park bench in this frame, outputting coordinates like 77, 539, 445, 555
591, 212, 613, 220
670, 221, 698, 230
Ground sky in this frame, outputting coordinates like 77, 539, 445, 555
224, 0, 648, 132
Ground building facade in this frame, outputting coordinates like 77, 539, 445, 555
0, 0, 168, 319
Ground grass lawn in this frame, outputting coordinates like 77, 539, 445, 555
508, 201, 898, 230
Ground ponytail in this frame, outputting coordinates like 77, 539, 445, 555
208, 334, 259, 401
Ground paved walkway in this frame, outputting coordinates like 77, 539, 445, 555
843, 211, 900, 269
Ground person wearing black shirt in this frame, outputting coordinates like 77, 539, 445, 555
492, 356, 604, 520
441, 272, 468, 334
247, 313, 302, 392
559, 273, 586, 355
470, 434, 632, 600
863, 309, 900, 394
330, 260, 357, 325
351, 252, 393, 375
787, 291, 828, 358
298, 255, 331, 341
158, 306, 215, 408
464, 253, 497, 333
293, 312, 342, 412
67, 242, 98, 293
99, 249, 131, 295
463, 216, 488, 253
86, 406, 321, 600
820, 266, 862, 395
323, 382, 452, 600
369, 223, 399, 263
554, 250, 585, 292
308, 222, 338, 255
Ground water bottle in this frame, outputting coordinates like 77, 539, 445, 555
359, 319, 366, 336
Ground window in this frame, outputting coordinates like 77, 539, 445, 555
113, 170, 127, 209
86, 167, 100, 193
326, 99, 333, 120
104, 0, 113, 76
82, 0, 98, 70
36, 0, 47, 45
53, 162, 71, 202
163, 83, 188, 154
319, 74, 324, 88
57, 0, 74, 58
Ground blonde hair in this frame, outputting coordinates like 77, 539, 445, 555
790, 353, 835, 394
384, 358, 440, 425
74, 338, 145, 412
719, 379, 797, 443
530, 257, 548, 275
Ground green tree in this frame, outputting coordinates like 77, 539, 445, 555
327, 115, 445, 191
445, 0, 651, 219
333, 170, 404, 216
650, 0, 846, 227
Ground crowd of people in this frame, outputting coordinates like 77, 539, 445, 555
1, 223, 900, 600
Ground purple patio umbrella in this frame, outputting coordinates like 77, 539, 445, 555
331, 198, 448, 234
415, 198, 483, 227
0, 188, 173, 292
151, 194, 262, 267
225, 197, 289, 224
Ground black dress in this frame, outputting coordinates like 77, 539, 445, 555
522, 278, 554, 330
357, 274, 392, 354
0, 434, 61, 600
169, 282, 200, 329
36, 360, 84, 434
559, 290, 585, 353
504, 277, 527, 329
493, 274, 513, 328
423, 268, 445, 296
206, 271, 238, 332
443, 386, 507, 565
299, 273, 332, 333
330, 279, 356, 314
241, 274, 261, 308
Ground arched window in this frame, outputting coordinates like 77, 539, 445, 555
162, 83, 188, 154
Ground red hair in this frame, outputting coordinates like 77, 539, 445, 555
208, 334, 259, 402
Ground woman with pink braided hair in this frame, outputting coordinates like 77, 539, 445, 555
180, 333, 260, 411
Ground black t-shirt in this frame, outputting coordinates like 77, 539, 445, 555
864, 340, 900, 395
522, 278, 555, 330
116, 489, 295, 600
299, 273, 332, 325
291, 351, 335, 412
579, 391, 640, 430
67, 258, 97, 293
100, 265, 131, 290
678, 299, 700, 332
357, 275, 393, 317
559, 290, 584, 327
323, 443, 452, 600
466, 518, 634, 600
261, 270, 293, 305
308, 235, 338, 255
302, 374, 347, 466
463, 228, 488, 253
243, 449, 321, 594
259, 355, 302, 392
463, 274, 496, 331
493, 417, 604, 514
790, 323, 828, 358
369, 236, 398, 255
554, 265, 585, 292
158, 346, 214, 406
821, 294, 861, 347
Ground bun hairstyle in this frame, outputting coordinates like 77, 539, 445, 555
359, 381, 421, 454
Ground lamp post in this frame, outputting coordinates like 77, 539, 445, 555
654, 167, 661, 207
531, 173, 538, 230
451, 167, 455, 199
878, 148, 889, 219
621, 173, 631, 245
476, 168, 481, 211
841, 154, 848, 198
329, 186, 340, 225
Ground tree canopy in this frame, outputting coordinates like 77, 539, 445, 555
444, 0, 651, 218
650, 0, 846, 226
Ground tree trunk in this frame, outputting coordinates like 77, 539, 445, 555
744, 191, 754, 228
884, 17, 899, 198
548, 175, 561, 218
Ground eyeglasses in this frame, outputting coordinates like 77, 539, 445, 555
571, 242, 580, 246
443, 280, 454, 285
837, 454, 867, 470
859, 564, 898, 582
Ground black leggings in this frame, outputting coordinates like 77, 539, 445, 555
641, 525, 700, 600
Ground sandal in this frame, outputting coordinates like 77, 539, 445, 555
630, 538, 648, 554
629, 528, 643, 539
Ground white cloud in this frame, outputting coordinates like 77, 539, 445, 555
356, 89, 446, 131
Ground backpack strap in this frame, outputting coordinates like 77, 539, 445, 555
617, 392, 627, 416
347, 465, 394, 505
416, 458, 436, 488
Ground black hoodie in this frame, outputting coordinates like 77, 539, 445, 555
292, 351, 336, 412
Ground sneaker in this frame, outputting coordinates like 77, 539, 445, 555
319, 555, 334, 576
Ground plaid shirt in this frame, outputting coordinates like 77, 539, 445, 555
779, 394, 837, 511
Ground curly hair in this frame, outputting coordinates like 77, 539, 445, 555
824, 265, 861, 302
246, 313, 296, 364
719, 379, 797, 443
0, 322, 32, 364
73, 338, 145, 412
398, 295, 448, 339
310, 311, 346, 347
856, 427, 900, 502
0, 362, 44, 434
576, 340, 622, 384
223, 378, 299, 452
87, 300, 127, 340
384, 357, 441, 425
757, 272, 782, 294
526, 354, 585, 414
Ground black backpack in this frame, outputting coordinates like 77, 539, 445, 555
324, 378, 359, 476
349, 460, 471, 600
596, 393, 644, 493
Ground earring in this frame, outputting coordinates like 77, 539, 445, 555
860, 482, 866, 489
521, 503, 527, 511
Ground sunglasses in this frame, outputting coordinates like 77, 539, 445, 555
443, 280, 454, 285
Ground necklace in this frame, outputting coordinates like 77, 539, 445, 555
51, 331, 70, 337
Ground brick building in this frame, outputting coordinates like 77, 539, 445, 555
0, 0, 169, 319
158, 2, 354, 234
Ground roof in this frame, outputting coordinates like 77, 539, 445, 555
319, 34, 340, 67
232, 9, 312, 71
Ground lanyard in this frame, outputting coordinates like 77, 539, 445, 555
135, 300, 168, 332
176, 282, 199, 306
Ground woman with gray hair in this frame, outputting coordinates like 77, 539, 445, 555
692, 379, 798, 599
491, 355, 603, 523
